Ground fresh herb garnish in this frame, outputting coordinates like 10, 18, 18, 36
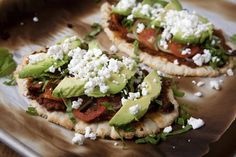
135, 134, 161, 144
230, 34, 236, 44
3, 74, 17, 86
172, 83, 185, 97
101, 102, 115, 112
84, 23, 103, 42
132, 40, 141, 63
26, 107, 38, 116
117, 124, 136, 132
168, 125, 192, 136
0, 48, 17, 77
121, 18, 134, 31
63, 99, 76, 124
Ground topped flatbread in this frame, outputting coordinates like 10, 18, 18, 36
16, 36, 181, 140
101, 0, 236, 77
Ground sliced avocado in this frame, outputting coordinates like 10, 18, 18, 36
88, 66, 137, 97
172, 16, 213, 44
109, 96, 151, 126
112, 8, 132, 16
164, 0, 182, 11
109, 71, 162, 127
52, 77, 85, 98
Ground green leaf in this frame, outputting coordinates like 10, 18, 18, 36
117, 124, 136, 132
84, 23, 103, 42
135, 134, 161, 144
0, 48, 17, 77
101, 102, 115, 112
63, 99, 76, 124
3, 74, 17, 86
132, 40, 141, 63
121, 18, 133, 30
230, 34, 236, 44
168, 125, 192, 136
26, 107, 38, 116
172, 84, 185, 97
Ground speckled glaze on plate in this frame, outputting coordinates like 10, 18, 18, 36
0, 0, 236, 157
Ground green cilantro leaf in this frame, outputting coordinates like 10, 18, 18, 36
0, 48, 17, 77
26, 107, 38, 116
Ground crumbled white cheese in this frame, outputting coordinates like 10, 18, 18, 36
211, 56, 220, 63
84, 127, 97, 140
192, 80, 196, 85
33, 16, 39, 22
115, 0, 136, 10
194, 92, 203, 97
159, 39, 168, 49
192, 49, 211, 66
163, 126, 172, 133
162, 10, 212, 39
129, 104, 140, 115
47, 45, 64, 60
114, 142, 119, 146
187, 117, 205, 129
196, 81, 205, 87
28, 53, 47, 64
109, 45, 118, 53
48, 65, 56, 73
121, 97, 127, 104
72, 98, 83, 109
72, 133, 85, 145
136, 23, 145, 33
181, 48, 191, 55
127, 92, 140, 100
173, 59, 179, 65
141, 88, 148, 96
210, 80, 221, 90
127, 14, 134, 21
140, 4, 151, 17
226, 68, 234, 76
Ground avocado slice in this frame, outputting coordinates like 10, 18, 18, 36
18, 57, 68, 78
52, 77, 85, 98
172, 15, 213, 44
164, 0, 182, 11
109, 71, 162, 127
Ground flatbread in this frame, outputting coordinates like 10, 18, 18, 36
16, 56, 179, 139
101, 3, 236, 77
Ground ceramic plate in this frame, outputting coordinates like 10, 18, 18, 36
0, 0, 236, 156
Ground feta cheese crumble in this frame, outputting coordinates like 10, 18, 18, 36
162, 10, 212, 39
67, 47, 136, 95
194, 92, 203, 97
196, 81, 205, 87
129, 104, 140, 115
127, 92, 140, 100
115, 0, 136, 11
72, 98, 83, 109
192, 49, 211, 66
48, 65, 56, 73
136, 23, 145, 33
181, 48, 191, 55
173, 59, 179, 65
210, 80, 221, 90
127, 14, 134, 21
187, 117, 205, 129
28, 53, 47, 64
163, 126, 172, 133
33, 16, 39, 22
84, 127, 97, 140
109, 45, 118, 53
72, 133, 85, 145
226, 68, 234, 76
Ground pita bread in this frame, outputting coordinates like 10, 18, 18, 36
101, 3, 236, 77
16, 56, 179, 139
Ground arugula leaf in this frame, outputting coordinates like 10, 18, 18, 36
230, 34, 236, 44
63, 99, 76, 124
172, 84, 185, 97
0, 48, 17, 77
26, 107, 38, 116
135, 134, 161, 144
101, 102, 115, 112
84, 23, 103, 42
3, 74, 17, 86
